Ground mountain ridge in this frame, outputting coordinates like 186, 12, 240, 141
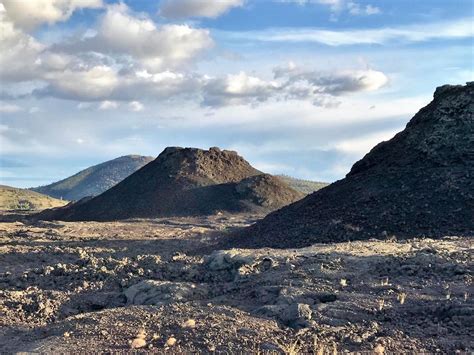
32, 155, 154, 201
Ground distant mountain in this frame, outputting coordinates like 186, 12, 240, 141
36, 147, 304, 221
233, 82, 474, 248
32, 155, 154, 201
0, 185, 67, 211
276, 175, 328, 194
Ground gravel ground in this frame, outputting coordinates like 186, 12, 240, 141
0, 212, 472, 353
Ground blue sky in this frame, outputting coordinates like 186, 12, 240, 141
0, 0, 473, 188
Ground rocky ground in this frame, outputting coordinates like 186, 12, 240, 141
0, 212, 472, 353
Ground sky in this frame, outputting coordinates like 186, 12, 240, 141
0, 0, 473, 188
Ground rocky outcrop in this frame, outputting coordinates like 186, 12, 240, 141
232, 82, 474, 248
125, 280, 208, 306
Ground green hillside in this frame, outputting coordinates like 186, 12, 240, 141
0, 185, 68, 211
32, 155, 154, 201
277, 175, 329, 194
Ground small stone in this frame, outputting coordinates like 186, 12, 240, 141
397, 292, 406, 305
374, 344, 385, 354
208, 345, 216, 352
182, 319, 196, 329
63, 332, 70, 338
137, 329, 146, 339
166, 337, 177, 347
131, 338, 146, 349
378, 299, 385, 311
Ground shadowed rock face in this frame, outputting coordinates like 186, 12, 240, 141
36, 147, 304, 221
232, 82, 474, 248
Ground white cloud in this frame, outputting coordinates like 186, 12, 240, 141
128, 101, 144, 112
40, 65, 119, 100
160, 0, 244, 19
36, 67, 201, 102
98, 100, 118, 110
234, 18, 473, 45
3, 3, 212, 102
55, 3, 214, 72
200, 66, 388, 107
276, 64, 388, 99
280, 0, 379, 16
347, 1, 380, 15
0, 102, 22, 113
1, 0, 103, 30
0, 2, 393, 110
0, 5, 45, 82
202, 71, 281, 107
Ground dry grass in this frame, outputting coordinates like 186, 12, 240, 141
0, 185, 67, 210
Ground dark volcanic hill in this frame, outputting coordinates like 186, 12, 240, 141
231, 82, 474, 248
32, 155, 154, 201
37, 147, 304, 221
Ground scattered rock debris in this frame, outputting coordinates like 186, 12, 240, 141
0, 214, 472, 353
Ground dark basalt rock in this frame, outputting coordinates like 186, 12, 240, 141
231, 82, 474, 248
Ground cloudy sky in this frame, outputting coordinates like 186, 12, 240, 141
0, 0, 472, 188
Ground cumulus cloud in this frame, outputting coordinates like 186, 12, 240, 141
1, 0, 103, 30
201, 65, 388, 107
33, 61, 387, 107
276, 65, 388, 95
0, 5, 45, 82
0, 3, 211, 102
202, 71, 280, 106
35, 66, 202, 102
0, 2, 388, 108
275, 65, 388, 106
39, 65, 119, 101
54, 4, 214, 72
160, 0, 244, 19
